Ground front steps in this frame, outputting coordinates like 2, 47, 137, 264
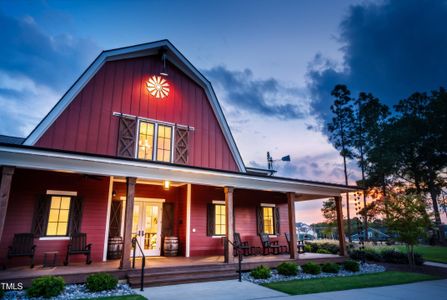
127, 263, 239, 287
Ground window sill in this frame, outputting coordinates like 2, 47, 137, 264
212, 235, 225, 238
39, 237, 70, 241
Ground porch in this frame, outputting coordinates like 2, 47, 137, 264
0, 253, 345, 287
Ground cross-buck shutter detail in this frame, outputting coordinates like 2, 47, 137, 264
256, 206, 264, 235
274, 207, 280, 235
69, 197, 83, 235
117, 116, 137, 158
109, 201, 122, 237
31, 196, 51, 237
206, 204, 215, 236
174, 127, 189, 164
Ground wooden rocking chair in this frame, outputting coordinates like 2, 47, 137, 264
234, 233, 250, 256
285, 232, 305, 254
6, 233, 36, 268
64, 233, 92, 266
259, 233, 281, 255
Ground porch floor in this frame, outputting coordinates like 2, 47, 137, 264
0, 253, 344, 286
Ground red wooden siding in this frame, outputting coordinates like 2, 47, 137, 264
35, 57, 239, 172
189, 185, 289, 256
0, 169, 110, 266
112, 182, 187, 255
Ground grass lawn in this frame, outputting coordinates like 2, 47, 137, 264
80, 295, 147, 300
370, 245, 447, 264
263, 271, 438, 295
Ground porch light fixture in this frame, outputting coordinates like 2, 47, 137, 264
163, 180, 170, 190
146, 75, 170, 99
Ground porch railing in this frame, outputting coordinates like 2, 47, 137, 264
223, 237, 243, 282
131, 237, 146, 291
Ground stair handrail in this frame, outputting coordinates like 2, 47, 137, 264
223, 237, 243, 282
131, 237, 146, 291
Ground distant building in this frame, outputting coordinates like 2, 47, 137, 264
351, 228, 390, 242
296, 222, 317, 240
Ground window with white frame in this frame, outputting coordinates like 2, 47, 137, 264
137, 121, 173, 162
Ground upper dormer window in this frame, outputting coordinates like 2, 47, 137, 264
137, 121, 173, 162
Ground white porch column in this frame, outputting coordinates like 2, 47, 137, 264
185, 183, 192, 257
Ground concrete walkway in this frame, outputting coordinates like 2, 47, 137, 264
135, 279, 447, 300
424, 261, 447, 268
136, 280, 286, 300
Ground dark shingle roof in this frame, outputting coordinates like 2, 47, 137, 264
0, 135, 25, 145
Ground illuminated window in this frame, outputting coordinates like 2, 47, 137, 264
156, 125, 172, 162
214, 204, 226, 235
138, 122, 155, 160
137, 121, 172, 162
263, 207, 275, 235
46, 196, 71, 236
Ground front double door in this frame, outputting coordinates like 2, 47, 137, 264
132, 200, 163, 256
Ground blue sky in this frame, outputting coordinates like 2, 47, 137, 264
1, 0, 447, 223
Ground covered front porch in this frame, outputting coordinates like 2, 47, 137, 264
0, 253, 345, 287
0, 143, 356, 282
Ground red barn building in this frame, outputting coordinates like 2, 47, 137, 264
0, 40, 355, 285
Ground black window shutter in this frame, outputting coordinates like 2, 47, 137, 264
117, 116, 137, 158
109, 200, 122, 237
31, 195, 51, 237
256, 206, 264, 235
207, 203, 215, 236
69, 197, 83, 235
274, 207, 281, 235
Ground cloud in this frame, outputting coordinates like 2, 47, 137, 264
203, 66, 308, 120
0, 12, 99, 136
307, 0, 447, 123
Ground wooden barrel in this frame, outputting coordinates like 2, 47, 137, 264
107, 236, 123, 260
163, 236, 179, 256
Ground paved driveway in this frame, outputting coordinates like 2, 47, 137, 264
136, 279, 447, 300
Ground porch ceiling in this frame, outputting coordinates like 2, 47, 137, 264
0, 144, 358, 199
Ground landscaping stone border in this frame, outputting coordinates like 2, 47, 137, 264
3, 283, 136, 300
243, 263, 386, 284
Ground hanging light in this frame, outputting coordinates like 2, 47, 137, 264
160, 51, 168, 77
163, 180, 170, 190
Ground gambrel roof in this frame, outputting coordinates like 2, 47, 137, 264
23, 40, 246, 172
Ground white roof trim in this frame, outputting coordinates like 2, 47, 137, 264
23, 40, 246, 172
0, 145, 357, 199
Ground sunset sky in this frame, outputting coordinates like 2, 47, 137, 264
1, 0, 447, 224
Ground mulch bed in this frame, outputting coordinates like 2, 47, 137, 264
380, 263, 447, 278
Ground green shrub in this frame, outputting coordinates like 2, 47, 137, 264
343, 260, 360, 272
276, 262, 298, 276
380, 249, 424, 265
350, 249, 382, 262
0, 286, 4, 299
316, 248, 331, 254
27, 276, 65, 298
306, 242, 339, 254
86, 273, 118, 292
250, 265, 271, 279
301, 262, 321, 275
381, 249, 407, 264
321, 262, 340, 273
304, 244, 312, 253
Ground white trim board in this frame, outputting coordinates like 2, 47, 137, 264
0, 145, 357, 198
23, 40, 246, 172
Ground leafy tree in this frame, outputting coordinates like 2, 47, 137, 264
392, 89, 447, 241
327, 84, 354, 241
385, 192, 431, 266
321, 198, 337, 223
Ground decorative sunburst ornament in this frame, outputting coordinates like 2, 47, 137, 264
146, 75, 170, 99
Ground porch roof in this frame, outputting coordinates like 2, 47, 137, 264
0, 143, 358, 200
